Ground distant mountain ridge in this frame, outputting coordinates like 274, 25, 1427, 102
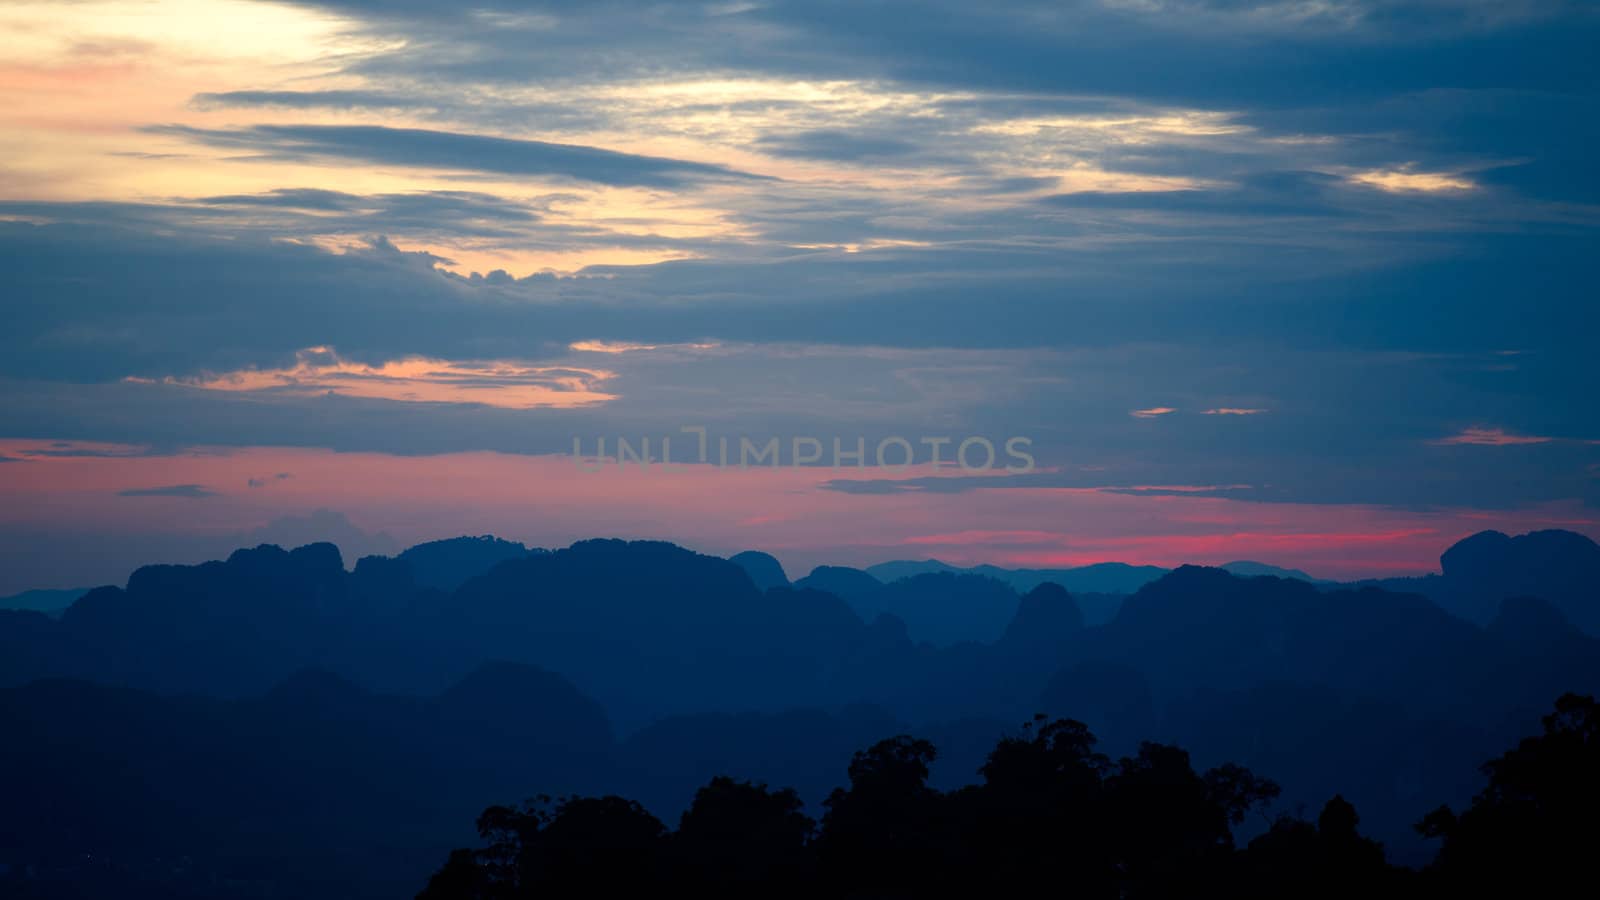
0, 586, 88, 614
865, 558, 1169, 595
861, 557, 1334, 593
6, 527, 1590, 624
1219, 560, 1332, 584
398, 535, 540, 591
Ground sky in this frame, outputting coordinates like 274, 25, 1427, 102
2, 0, 1598, 592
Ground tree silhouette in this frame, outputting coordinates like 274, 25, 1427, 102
416, 698, 1600, 899
1236, 794, 1402, 897
529, 796, 666, 893
1100, 742, 1270, 895
815, 735, 950, 897
948, 716, 1115, 894
418, 721, 1295, 899
673, 776, 814, 893
1420, 692, 1599, 892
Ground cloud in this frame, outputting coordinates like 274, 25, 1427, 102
190, 187, 561, 232
198, 187, 370, 212
903, 529, 1067, 546
149, 124, 770, 187
1039, 171, 1354, 218
1100, 485, 1259, 498
271, 0, 1595, 112
755, 129, 920, 162
9, 442, 153, 459
117, 484, 218, 498
817, 478, 927, 495
1, 0, 1597, 595
0, 218, 1412, 383
190, 89, 425, 111
1434, 426, 1554, 446
3, 0, 1598, 525
1349, 168, 1476, 193
569, 340, 720, 354
3, 213, 1596, 516
818, 474, 1264, 500
132, 346, 618, 410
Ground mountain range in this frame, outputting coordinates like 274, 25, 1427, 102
2, 529, 1597, 897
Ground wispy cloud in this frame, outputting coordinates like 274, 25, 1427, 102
117, 484, 217, 498
190, 89, 423, 111
1434, 426, 1553, 446
148, 124, 770, 187
1, 0, 1596, 564
128, 347, 617, 410
569, 340, 720, 355
903, 529, 1067, 546
1349, 168, 1475, 193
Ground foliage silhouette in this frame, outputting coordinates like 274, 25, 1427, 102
418, 718, 1301, 898
1235, 794, 1404, 897
674, 777, 815, 896
1417, 692, 1600, 893
420, 697, 1600, 898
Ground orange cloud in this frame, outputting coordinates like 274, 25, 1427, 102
1348, 168, 1475, 193
127, 347, 617, 409
569, 339, 720, 354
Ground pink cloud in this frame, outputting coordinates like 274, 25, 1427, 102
1434, 426, 1553, 446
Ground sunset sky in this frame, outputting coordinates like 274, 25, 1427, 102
2, 0, 1597, 592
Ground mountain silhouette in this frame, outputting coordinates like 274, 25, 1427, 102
793, 565, 883, 605
1437, 529, 1600, 631
729, 550, 790, 591
0, 586, 88, 615
999, 582, 1084, 649
0, 663, 615, 900
1221, 560, 1330, 584
1360, 529, 1600, 634
853, 572, 1021, 646
397, 534, 536, 591
5, 529, 1600, 893
866, 558, 1168, 595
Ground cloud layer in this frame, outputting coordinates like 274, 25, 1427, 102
0, 0, 1596, 578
